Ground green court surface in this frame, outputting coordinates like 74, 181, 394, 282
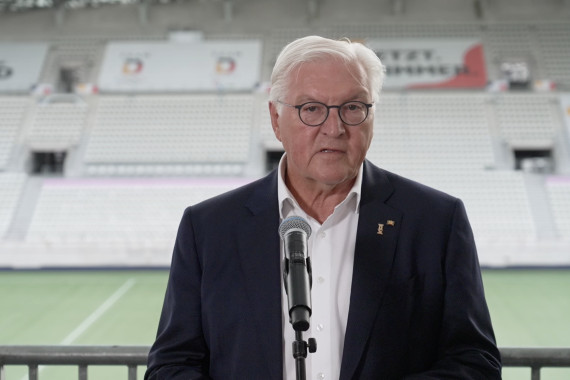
0, 269, 569, 379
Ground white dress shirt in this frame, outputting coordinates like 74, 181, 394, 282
278, 154, 362, 380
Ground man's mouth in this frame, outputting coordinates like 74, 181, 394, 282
320, 149, 341, 153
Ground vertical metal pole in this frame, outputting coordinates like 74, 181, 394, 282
29, 365, 39, 380
293, 331, 307, 380
78, 365, 88, 380
0, 365, 5, 380
128, 365, 138, 380
531, 366, 541, 380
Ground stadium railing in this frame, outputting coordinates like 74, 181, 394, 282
0, 346, 570, 380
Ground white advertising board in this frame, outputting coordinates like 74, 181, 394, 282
98, 40, 262, 92
0, 43, 48, 92
366, 39, 487, 89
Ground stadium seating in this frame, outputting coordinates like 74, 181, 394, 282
0, 97, 29, 170
536, 23, 570, 86
494, 93, 559, 148
83, 95, 255, 176
0, 173, 27, 239
27, 98, 89, 150
546, 177, 570, 239
25, 177, 252, 251
0, 17, 569, 267
367, 92, 495, 174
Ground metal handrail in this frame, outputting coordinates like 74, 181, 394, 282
501, 347, 570, 380
1, 346, 569, 380
0, 346, 148, 380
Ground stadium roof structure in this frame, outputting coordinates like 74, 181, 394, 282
0, 0, 192, 12
0, 0, 118, 12
0, 0, 485, 18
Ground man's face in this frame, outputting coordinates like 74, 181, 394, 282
270, 59, 374, 190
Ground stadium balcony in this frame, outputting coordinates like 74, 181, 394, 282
1, 345, 570, 380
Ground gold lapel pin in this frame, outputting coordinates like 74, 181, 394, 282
387, 220, 395, 226
377, 223, 384, 235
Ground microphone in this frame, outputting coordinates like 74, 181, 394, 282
279, 216, 313, 332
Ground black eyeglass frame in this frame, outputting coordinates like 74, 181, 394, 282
276, 100, 374, 127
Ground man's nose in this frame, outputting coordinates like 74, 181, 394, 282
320, 107, 345, 136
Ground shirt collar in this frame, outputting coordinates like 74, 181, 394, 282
277, 153, 363, 220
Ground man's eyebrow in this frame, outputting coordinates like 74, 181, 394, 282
294, 93, 371, 104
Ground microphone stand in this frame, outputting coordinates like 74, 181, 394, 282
286, 256, 317, 380
293, 330, 317, 380
279, 217, 317, 380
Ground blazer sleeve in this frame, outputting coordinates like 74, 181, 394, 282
405, 199, 502, 379
145, 208, 212, 380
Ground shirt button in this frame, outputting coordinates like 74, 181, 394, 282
316, 323, 324, 332
317, 276, 325, 284
317, 373, 325, 380
318, 231, 326, 239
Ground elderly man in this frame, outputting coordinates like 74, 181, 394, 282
145, 35, 501, 380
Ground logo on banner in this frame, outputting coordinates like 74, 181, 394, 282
122, 58, 144, 75
367, 40, 487, 89
379, 49, 470, 77
0, 61, 13, 80
216, 56, 236, 75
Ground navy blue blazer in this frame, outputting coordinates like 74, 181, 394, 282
145, 161, 501, 379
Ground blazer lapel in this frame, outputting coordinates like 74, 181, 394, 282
340, 161, 403, 380
239, 172, 283, 380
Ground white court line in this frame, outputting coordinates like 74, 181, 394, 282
60, 278, 136, 345
19, 278, 137, 380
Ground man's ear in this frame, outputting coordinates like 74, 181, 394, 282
268, 101, 282, 142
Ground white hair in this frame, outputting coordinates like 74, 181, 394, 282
269, 35, 386, 106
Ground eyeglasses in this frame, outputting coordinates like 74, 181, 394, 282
276, 100, 373, 127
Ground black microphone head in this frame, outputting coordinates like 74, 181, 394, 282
279, 216, 312, 240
